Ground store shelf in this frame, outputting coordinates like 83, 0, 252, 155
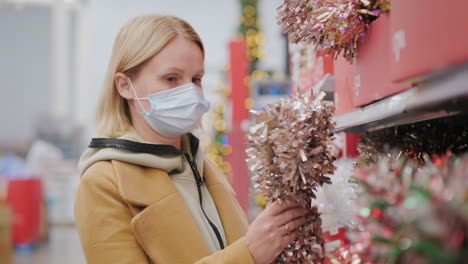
333, 64, 468, 133
255, 94, 289, 108
251, 78, 291, 108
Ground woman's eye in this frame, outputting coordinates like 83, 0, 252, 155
166, 77, 177, 82
192, 77, 202, 83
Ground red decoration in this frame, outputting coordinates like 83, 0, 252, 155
7, 178, 42, 245
371, 208, 382, 219
226, 38, 250, 216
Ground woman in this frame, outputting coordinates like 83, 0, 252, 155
75, 15, 308, 264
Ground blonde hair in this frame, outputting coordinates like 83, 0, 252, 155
96, 15, 204, 137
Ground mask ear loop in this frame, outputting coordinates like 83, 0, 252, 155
127, 77, 148, 113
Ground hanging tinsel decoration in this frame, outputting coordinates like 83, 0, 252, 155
357, 114, 468, 165
246, 92, 336, 263
239, 0, 263, 72
277, 0, 390, 61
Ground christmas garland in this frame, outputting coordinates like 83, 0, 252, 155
277, 0, 390, 61
247, 93, 336, 263
357, 114, 468, 165
328, 152, 468, 263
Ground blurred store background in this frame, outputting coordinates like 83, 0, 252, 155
0, 0, 288, 263
1, 0, 468, 263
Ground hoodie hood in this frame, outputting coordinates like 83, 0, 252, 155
78, 129, 205, 177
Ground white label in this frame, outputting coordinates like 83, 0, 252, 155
354, 74, 361, 97
393, 30, 406, 62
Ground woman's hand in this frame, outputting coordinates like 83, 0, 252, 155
244, 199, 308, 264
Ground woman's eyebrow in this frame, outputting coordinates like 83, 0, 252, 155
160, 67, 204, 76
163, 67, 185, 73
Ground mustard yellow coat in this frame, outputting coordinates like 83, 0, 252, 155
75, 158, 254, 264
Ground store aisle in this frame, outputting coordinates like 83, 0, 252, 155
13, 225, 85, 264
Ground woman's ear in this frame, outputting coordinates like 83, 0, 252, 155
115, 72, 135, 99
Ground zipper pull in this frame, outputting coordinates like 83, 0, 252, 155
195, 176, 203, 187
189, 159, 203, 186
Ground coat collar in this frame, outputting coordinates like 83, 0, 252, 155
81, 133, 202, 178
111, 158, 249, 263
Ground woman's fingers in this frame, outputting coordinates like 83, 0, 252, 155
281, 216, 307, 236
244, 199, 311, 264
276, 207, 308, 226
267, 198, 303, 216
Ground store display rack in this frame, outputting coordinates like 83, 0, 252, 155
333, 63, 468, 133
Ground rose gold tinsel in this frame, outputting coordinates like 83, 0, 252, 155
277, 0, 390, 61
247, 93, 336, 263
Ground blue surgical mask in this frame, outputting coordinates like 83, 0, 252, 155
128, 77, 210, 137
